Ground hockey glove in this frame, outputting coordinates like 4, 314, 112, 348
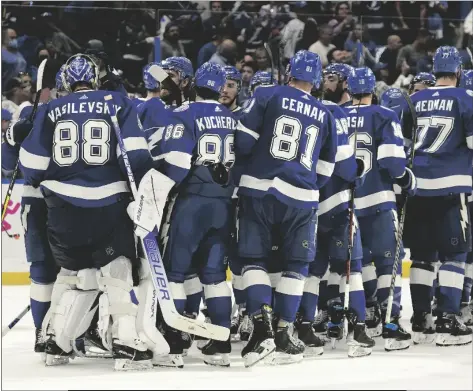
5, 119, 33, 146
396, 167, 417, 197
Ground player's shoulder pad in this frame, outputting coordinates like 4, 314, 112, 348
173, 102, 191, 112
321, 99, 336, 106
466, 89, 473, 98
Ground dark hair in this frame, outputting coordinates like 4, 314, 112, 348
352, 92, 372, 100
241, 60, 257, 73
433, 72, 457, 80
195, 86, 220, 100
326, 48, 338, 64
335, 1, 350, 15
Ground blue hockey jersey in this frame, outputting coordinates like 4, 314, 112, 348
342, 104, 407, 217
318, 100, 357, 218
408, 86, 473, 197
235, 85, 338, 209
2, 104, 44, 201
158, 100, 237, 198
19, 90, 152, 208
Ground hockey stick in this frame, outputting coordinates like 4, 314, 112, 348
2, 305, 31, 338
1, 58, 48, 223
264, 42, 277, 85
384, 90, 417, 325
104, 95, 229, 342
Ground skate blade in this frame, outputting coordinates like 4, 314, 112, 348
303, 346, 324, 357
45, 354, 70, 366
203, 353, 230, 367
435, 333, 473, 346
412, 331, 436, 345
315, 332, 331, 343
264, 351, 304, 365
366, 324, 382, 338
384, 338, 411, 351
114, 358, 153, 371
152, 354, 184, 368
230, 334, 241, 343
347, 344, 372, 358
243, 339, 276, 368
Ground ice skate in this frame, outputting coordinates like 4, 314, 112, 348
152, 326, 185, 368
295, 321, 324, 357
312, 309, 330, 342
382, 316, 411, 351
435, 313, 472, 346
264, 323, 305, 365
239, 310, 253, 342
365, 303, 382, 338
347, 323, 375, 358
112, 339, 153, 371
459, 303, 473, 328
411, 311, 436, 344
44, 338, 72, 366
327, 304, 344, 349
201, 337, 231, 367
230, 307, 243, 342
241, 304, 276, 368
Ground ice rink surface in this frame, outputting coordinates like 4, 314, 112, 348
2, 280, 472, 390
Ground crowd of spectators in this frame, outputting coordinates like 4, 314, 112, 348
2, 1, 473, 145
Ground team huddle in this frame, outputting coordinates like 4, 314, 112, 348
2, 45, 473, 371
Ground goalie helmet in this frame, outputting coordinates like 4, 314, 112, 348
63, 54, 100, 92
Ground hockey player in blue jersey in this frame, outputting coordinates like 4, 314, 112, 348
405, 46, 473, 347
248, 71, 273, 96
234, 50, 338, 367
323, 63, 354, 107
297, 81, 374, 357
408, 72, 436, 95
220, 66, 243, 115
151, 62, 235, 368
460, 69, 473, 90
342, 67, 416, 351
159, 56, 194, 106
18, 54, 158, 370
2, 61, 63, 357
132, 62, 161, 108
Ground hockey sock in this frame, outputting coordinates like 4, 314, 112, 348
317, 277, 329, 312
409, 260, 435, 313
242, 264, 272, 316
339, 272, 366, 322
377, 262, 402, 318
30, 280, 54, 329
326, 271, 341, 305
204, 281, 232, 329
437, 259, 465, 314
184, 274, 203, 316
169, 281, 186, 314
300, 275, 320, 322
232, 273, 245, 307
362, 263, 377, 305
274, 270, 306, 323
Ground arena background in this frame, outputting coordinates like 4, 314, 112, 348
2, 0, 473, 285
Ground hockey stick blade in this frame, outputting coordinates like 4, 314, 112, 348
148, 64, 182, 106
104, 95, 229, 342
148, 65, 170, 84
2, 305, 31, 337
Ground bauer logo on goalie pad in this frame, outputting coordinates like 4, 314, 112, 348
143, 235, 171, 301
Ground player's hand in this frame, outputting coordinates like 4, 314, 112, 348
396, 167, 417, 197
353, 158, 365, 188
5, 119, 33, 146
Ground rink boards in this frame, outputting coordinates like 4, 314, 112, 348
1, 181, 413, 285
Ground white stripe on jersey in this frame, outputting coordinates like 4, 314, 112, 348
240, 174, 319, 202
116, 137, 150, 157
335, 144, 354, 162
41, 180, 129, 200
155, 151, 192, 170
19, 148, 50, 170
318, 189, 351, 215
23, 185, 43, 198
237, 121, 260, 140
377, 144, 406, 160
466, 135, 473, 150
417, 174, 471, 191
316, 159, 335, 178
355, 190, 396, 211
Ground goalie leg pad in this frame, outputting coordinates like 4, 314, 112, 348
98, 256, 147, 352
49, 268, 99, 353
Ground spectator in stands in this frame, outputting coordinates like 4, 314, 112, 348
328, 2, 355, 49
426, 1, 448, 39
209, 39, 238, 66
345, 24, 377, 58
396, 28, 431, 77
197, 26, 222, 67
280, 11, 305, 65
202, 1, 224, 42
295, 17, 318, 52
238, 60, 256, 105
416, 39, 438, 74
253, 46, 271, 72
309, 24, 336, 67
2, 28, 27, 87
1, 77, 30, 117
379, 35, 403, 85
327, 47, 352, 65
161, 22, 186, 59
